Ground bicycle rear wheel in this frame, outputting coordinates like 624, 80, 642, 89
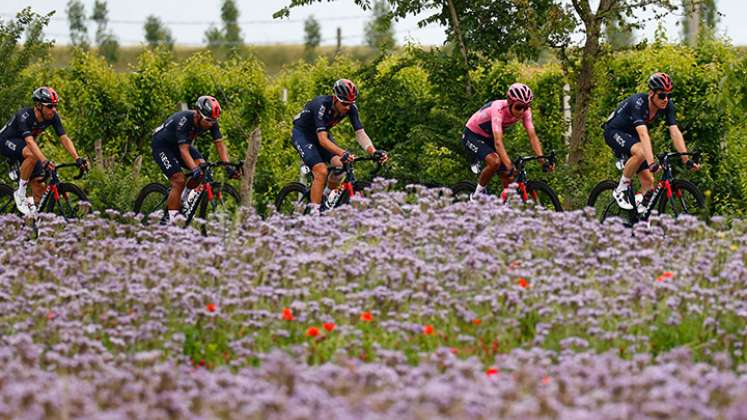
275, 182, 309, 216
133, 183, 169, 223
658, 179, 705, 219
198, 183, 241, 235
0, 184, 17, 215
451, 181, 477, 202
587, 180, 635, 225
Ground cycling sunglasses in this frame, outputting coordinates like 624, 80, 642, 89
513, 103, 528, 111
656, 92, 672, 100
42, 103, 57, 110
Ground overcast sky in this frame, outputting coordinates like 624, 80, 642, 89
2, 1, 746, 47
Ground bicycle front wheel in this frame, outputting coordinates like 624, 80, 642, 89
587, 180, 634, 225
198, 183, 241, 234
0, 184, 17, 215
133, 183, 169, 223
658, 179, 705, 219
275, 182, 309, 216
49, 183, 90, 219
524, 181, 562, 212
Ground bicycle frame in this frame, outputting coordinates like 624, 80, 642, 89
181, 161, 242, 223
499, 152, 556, 204
33, 163, 85, 215
299, 155, 382, 208
635, 151, 700, 219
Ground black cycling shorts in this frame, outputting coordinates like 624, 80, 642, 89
603, 128, 649, 172
1, 137, 46, 178
291, 126, 337, 168
152, 143, 204, 178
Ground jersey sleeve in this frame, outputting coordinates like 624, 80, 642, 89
52, 114, 66, 136
348, 105, 364, 131
210, 122, 222, 141
490, 102, 504, 135
664, 100, 677, 126
313, 100, 329, 132
630, 96, 648, 127
522, 108, 535, 131
174, 115, 191, 146
18, 111, 34, 138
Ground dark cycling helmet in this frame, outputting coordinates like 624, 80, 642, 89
332, 79, 358, 103
507, 83, 533, 105
195, 96, 221, 120
648, 72, 673, 93
32, 87, 59, 106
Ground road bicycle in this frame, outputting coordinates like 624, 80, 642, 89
587, 151, 704, 226
0, 160, 89, 219
451, 152, 562, 211
133, 161, 242, 233
275, 155, 382, 216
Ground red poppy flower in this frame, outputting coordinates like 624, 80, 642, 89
542, 376, 552, 385
282, 307, 295, 321
486, 367, 499, 376
46, 311, 57, 321
323, 322, 336, 332
656, 271, 674, 282
206, 303, 217, 313
422, 325, 434, 335
472, 319, 481, 325
518, 277, 529, 288
360, 311, 373, 322
306, 326, 320, 337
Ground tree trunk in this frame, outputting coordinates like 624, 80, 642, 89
445, 0, 473, 95
94, 139, 104, 170
567, 13, 603, 170
240, 127, 261, 208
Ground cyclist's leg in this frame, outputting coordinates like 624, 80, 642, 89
184, 146, 205, 195
292, 128, 326, 205
2, 138, 41, 212
152, 144, 184, 221
463, 129, 500, 192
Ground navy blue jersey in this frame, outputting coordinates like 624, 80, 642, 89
152, 110, 222, 148
292, 95, 363, 139
0, 107, 65, 140
605, 93, 677, 135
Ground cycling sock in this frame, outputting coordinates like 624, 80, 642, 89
616, 176, 631, 193
475, 183, 487, 194
168, 210, 179, 222
18, 178, 28, 194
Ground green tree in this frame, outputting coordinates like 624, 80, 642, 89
66, 0, 89, 49
304, 15, 321, 62
91, 0, 119, 63
143, 15, 174, 49
682, 0, 718, 45
364, 0, 395, 52
204, 0, 243, 54
604, 12, 635, 50
0, 8, 54, 122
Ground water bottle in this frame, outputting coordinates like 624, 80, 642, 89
325, 188, 341, 209
8, 166, 18, 181
182, 189, 200, 213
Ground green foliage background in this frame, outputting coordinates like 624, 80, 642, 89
1, 36, 746, 215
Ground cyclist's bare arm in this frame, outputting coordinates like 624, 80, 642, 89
526, 125, 544, 158
491, 128, 512, 171
59, 134, 81, 161
317, 131, 348, 157
668, 125, 688, 161
179, 144, 198, 170
635, 125, 656, 165
214, 139, 230, 163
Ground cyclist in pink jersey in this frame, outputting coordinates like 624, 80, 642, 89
462, 83, 553, 197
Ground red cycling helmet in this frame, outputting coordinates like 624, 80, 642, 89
648, 72, 673, 93
195, 96, 221, 121
32, 87, 59, 106
332, 79, 358, 103
507, 83, 533, 106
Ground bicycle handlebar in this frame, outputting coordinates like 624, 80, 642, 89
49, 162, 86, 180
656, 151, 701, 164
514, 151, 557, 167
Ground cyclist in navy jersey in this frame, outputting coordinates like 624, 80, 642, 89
151, 96, 239, 223
0, 87, 88, 215
291, 79, 388, 213
604, 72, 699, 211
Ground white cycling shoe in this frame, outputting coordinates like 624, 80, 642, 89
13, 189, 33, 215
612, 188, 634, 210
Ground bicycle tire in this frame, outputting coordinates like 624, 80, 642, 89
133, 183, 169, 223
587, 180, 634, 225
451, 181, 477, 203
657, 179, 705, 218
525, 180, 562, 212
0, 183, 17, 215
50, 183, 90, 219
275, 182, 309, 216
198, 183, 241, 234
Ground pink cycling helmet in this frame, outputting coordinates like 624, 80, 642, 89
507, 83, 533, 105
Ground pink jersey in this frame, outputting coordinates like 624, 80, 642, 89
465, 100, 534, 139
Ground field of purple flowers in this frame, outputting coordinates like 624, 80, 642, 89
1, 182, 746, 418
